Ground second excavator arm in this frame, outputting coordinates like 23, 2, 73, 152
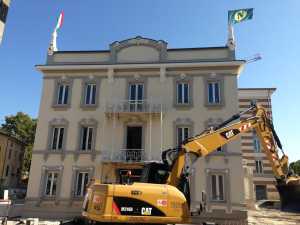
165, 103, 289, 188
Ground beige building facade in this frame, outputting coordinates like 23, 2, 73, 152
239, 88, 279, 207
0, 130, 25, 188
24, 36, 247, 223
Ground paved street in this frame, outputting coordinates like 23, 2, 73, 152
248, 209, 300, 225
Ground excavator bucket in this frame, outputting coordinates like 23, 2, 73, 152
276, 180, 300, 212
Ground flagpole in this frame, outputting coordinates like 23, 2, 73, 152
227, 23, 235, 51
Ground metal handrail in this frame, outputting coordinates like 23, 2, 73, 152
101, 149, 145, 162
105, 99, 163, 113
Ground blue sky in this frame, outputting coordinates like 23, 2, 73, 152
0, 1, 299, 161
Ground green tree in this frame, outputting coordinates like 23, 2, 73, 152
1, 112, 37, 175
289, 160, 300, 175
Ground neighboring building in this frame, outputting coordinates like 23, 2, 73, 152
0, 0, 10, 44
0, 130, 25, 188
239, 88, 279, 207
24, 36, 247, 223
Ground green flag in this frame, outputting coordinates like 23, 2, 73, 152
228, 8, 253, 24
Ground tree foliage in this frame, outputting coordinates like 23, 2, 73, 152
1, 112, 37, 175
289, 160, 300, 175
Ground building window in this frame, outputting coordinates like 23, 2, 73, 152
128, 83, 144, 111
211, 174, 225, 201
255, 160, 263, 174
45, 172, 58, 197
75, 172, 89, 197
177, 127, 189, 146
5, 165, 9, 177
129, 83, 144, 101
208, 81, 220, 104
177, 82, 189, 104
51, 127, 65, 150
84, 83, 97, 105
80, 127, 93, 151
57, 84, 69, 105
253, 131, 261, 152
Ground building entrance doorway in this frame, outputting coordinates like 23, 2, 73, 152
127, 126, 142, 149
125, 126, 143, 161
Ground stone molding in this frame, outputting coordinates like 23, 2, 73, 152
52, 77, 73, 109
80, 76, 101, 109
75, 118, 99, 161
46, 118, 69, 161
173, 74, 194, 109
110, 36, 168, 63
37, 165, 64, 206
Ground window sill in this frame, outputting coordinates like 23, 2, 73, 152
76, 150, 93, 154
205, 103, 224, 108
47, 149, 64, 153
81, 104, 98, 110
41, 196, 56, 200
174, 103, 193, 109
52, 104, 70, 109
210, 200, 226, 203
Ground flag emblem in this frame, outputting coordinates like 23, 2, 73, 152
228, 8, 253, 24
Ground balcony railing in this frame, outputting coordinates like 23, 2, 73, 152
102, 149, 146, 163
105, 100, 163, 114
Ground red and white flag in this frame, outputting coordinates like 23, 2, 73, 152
55, 11, 64, 31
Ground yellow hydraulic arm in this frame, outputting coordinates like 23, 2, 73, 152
167, 103, 289, 187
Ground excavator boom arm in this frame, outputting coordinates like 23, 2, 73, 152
167, 104, 288, 187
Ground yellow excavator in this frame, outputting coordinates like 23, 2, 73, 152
81, 103, 299, 224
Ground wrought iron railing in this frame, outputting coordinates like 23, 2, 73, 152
101, 149, 146, 162
105, 99, 163, 114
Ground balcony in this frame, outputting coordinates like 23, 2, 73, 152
105, 100, 163, 116
102, 149, 146, 163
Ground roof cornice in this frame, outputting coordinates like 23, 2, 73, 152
36, 60, 245, 74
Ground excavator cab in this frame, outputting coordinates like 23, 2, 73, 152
139, 160, 192, 207
140, 162, 170, 184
